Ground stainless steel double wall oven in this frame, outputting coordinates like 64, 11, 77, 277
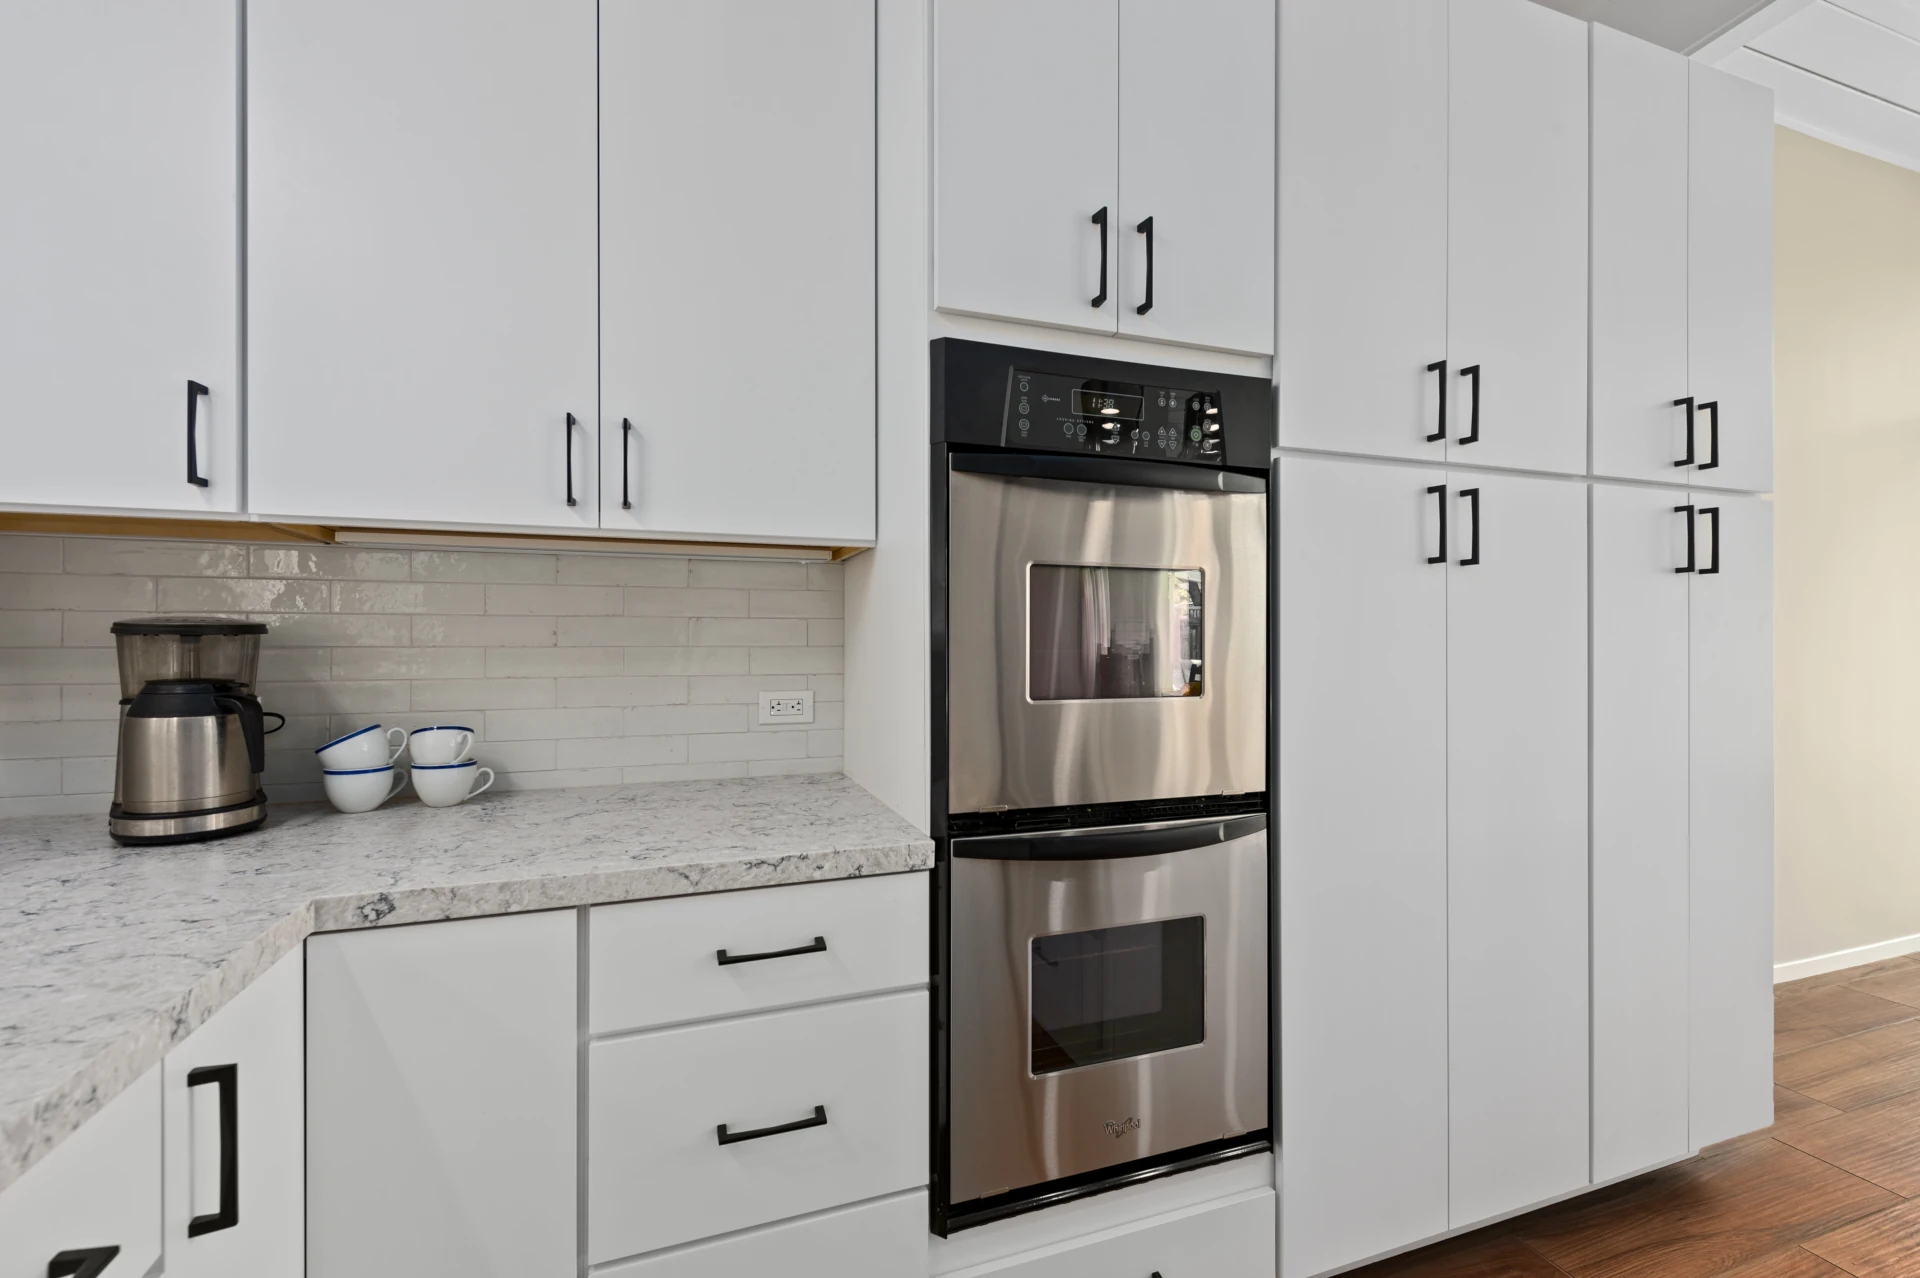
930, 340, 1272, 1233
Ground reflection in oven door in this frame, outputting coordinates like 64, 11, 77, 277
947, 819, 1269, 1206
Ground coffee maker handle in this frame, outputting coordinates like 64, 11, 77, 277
263, 712, 286, 735
213, 697, 267, 776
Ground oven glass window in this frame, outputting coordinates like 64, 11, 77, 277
1028, 566, 1204, 700
1030, 917, 1205, 1075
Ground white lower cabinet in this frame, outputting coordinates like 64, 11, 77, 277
600, 1190, 928, 1277
0, 1069, 160, 1278
951, 1188, 1274, 1278
306, 909, 578, 1278
163, 946, 305, 1278
589, 989, 929, 1264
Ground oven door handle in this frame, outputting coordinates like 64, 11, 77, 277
951, 814, 1266, 862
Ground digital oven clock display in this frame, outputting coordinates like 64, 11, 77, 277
1071, 388, 1145, 422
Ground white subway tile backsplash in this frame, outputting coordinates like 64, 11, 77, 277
68, 539, 248, 577
0, 534, 844, 803
557, 554, 689, 587
159, 577, 331, 613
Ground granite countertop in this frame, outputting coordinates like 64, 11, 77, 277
0, 773, 932, 1194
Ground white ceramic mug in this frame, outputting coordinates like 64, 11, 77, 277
408, 725, 476, 767
411, 760, 495, 808
316, 725, 407, 771
322, 765, 409, 814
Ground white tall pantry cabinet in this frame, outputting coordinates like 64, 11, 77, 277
0, 0, 240, 516
1279, 8, 1776, 1277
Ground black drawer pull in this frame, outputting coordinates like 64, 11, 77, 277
186, 380, 210, 487
716, 936, 827, 967
1090, 207, 1109, 309
186, 1063, 239, 1236
1427, 484, 1447, 565
49, 1248, 120, 1278
1426, 360, 1447, 442
1673, 396, 1696, 468
1457, 364, 1481, 445
1697, 401, 1721, 471
717, 1104, 828, 1147
620, 418, 634, 510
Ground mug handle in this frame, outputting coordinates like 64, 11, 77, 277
467, 767, 495, 800
387, 769, 410, 802
455, 730, 475, 761
386, 727, 408, 765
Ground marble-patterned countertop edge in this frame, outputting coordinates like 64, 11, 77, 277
0, 774, 932, 1194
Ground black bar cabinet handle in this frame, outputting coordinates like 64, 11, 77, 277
1697, 401, 1720, 471
48, 1248, 120, 1278
1090, 207, 1109, 309
1135, 216, 1154, 315
1459, 487, 1481, 566
185, 1063, 239, 1237
1675, 505, 1696, 573
717, 1104, 827, 1147
563, 413, 578, 506
1699, 506, 1721, 574
1427, 484, 1448, 565
620, 418, 633, 510
1673, 396, 1696, 468
1426, 361, 1447, 442
186, 380, 210, 487
716, 936, 827, 967
1457, 365, 1481, 445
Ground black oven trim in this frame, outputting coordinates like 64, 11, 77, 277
927, 338, 1276, 1239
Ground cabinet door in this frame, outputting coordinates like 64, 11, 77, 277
0, 1069, 160, 1278
1277, 0, 1448, 462
163, 947, 303, 1278
1446, 471, 1588, 1226
933, 0, 1119, 334
1446, 0, 1588, 476
307, 911, 577, 1278
248, 0, 599, 532
1278, 456, 1448, 1277
1689, 65, 1774, 494
0, 0, 238, 515
1591, 484, 1691, 1182
599, 0, 874, 545
1116, 0, 1274, 355
1690, 494, 1774, 1148
1590, 26, 1691, 484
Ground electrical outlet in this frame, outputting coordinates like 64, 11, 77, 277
757, 689, 815, 725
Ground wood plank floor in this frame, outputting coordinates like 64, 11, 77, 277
1346, 955, 1920, 1278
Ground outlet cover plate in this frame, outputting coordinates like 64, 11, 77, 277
757, 689, 815, 725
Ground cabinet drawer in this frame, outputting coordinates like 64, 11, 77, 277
590, 872, 927, 1034
589, 990, 928, 1263
0, 1069, 162, 1278
957, 1189, 1274, 1278
600, 1190, 926, 1276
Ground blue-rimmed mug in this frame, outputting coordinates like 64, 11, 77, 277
315, 724, 406, 770
409, 725, 475, 767
322, 765, 409, 814
412, 760, 495, 808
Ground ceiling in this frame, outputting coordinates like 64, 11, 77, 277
1529, 0, 1778, 52
1706, 0, 1920, 171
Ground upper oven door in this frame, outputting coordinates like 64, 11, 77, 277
946, 459, 1267, 814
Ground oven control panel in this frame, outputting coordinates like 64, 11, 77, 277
1001, 369, 1224, 465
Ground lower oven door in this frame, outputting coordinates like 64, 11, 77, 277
948, 815, 1269, 1207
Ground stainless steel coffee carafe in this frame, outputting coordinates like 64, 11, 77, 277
108, 618, 279, 845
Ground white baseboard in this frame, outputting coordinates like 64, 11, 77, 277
1775, 931, 1920, 984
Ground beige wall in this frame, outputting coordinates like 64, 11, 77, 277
1775, 126, 1920, 966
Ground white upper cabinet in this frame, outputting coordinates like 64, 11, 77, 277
247, 0, 599, 533
1444, 471, 1589, 1225
1590, 26, 1690, 484
1116, 0, 1275, 354
1279, 0, 1587, 475
599, 0, 874, 545
934, 0, 1119, 336
0, 0, 239, 516
934, 0, 1275, 353
1689, 65, 1775, 494
1445, 0, 1588, 476
163, 947, 304, 1278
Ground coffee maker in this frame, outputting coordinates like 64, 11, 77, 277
108, 617, 282, 845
